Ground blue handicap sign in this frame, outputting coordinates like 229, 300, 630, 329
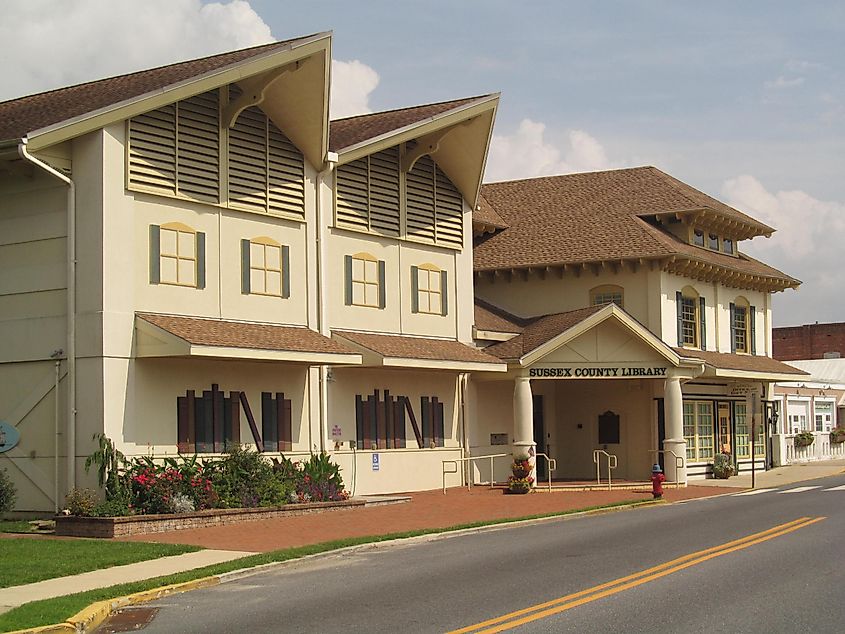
372, 453, 380, 471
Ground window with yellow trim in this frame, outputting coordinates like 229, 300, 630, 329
240, 237, 289, 298
734, 402, 765, 459
590, 285, 624, 309
149, 223, 205, 289
683, 400, 714, 462
412, 264, 447, 316
345, 253, 385, 309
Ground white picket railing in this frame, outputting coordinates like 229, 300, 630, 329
776, 432, 845, 464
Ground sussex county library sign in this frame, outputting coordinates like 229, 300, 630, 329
528, 365, 669, 379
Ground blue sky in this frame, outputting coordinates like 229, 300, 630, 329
2, 1, 843, 326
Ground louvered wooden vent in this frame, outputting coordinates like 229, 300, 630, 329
228, 87, 305, 218
128, 86, 305, 219
406, 154, 464, 248
336, 146, 401, 236
128, 91, 219, 203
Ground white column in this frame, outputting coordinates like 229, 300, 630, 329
513, 377, 536, 480
663, 375, 687, 484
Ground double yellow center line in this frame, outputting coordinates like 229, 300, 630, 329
449, 516, 825, 634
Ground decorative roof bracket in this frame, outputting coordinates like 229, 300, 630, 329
400, 120, 472, 173
222, 61, 303, 129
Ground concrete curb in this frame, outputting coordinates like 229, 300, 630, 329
2, 497, 695, 633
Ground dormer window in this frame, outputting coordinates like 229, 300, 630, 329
693, 229, 704, 247
708, 233, 719, 250
722, 238, 734, 254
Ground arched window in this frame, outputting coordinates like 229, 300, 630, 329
676, 286, 705, 349
344, 252, 385, 308
411, 263, 447, 316
241, 237, 289, 298
730, 297, 755, 354
590, 284, 624, 309
150, 222, 205, 288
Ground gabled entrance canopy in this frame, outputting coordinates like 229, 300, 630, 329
484, 304, 703, 377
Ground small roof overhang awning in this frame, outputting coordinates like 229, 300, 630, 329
673, 348, 810, 382
332, 330, 507, 372
135, 313, 362, 365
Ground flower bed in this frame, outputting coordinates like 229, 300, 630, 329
55, 499, 365, 538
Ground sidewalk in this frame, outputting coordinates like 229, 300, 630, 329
692, 459, 845, 488
3, 460, 842, 616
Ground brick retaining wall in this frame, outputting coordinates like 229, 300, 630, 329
55, 499, 366, 538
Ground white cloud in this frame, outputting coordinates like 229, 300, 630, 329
723, 175, 845, 325
330, 60, 380, 119
485, 119, 615, 182
0, 0, 273, 100
764, 76, 805, 90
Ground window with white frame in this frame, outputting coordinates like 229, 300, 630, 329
411, 264, 447, 316
590, 285, 624, 309
345, 253, 385, 308
676, 287, 704, 349
684, 401, 714, 462
241, 237, 289, 298
149, 222, 205, 288
815, 400, 833, 432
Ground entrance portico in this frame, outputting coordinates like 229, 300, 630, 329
476, 304, 704, 485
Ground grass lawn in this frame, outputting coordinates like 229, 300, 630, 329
0, 521, 37, 534
0, 499, 657, 632
0, 539, 200, 589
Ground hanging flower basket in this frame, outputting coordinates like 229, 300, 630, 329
794, 432, 815, 448
712, 452, 735, 479
830, 427, 845, 444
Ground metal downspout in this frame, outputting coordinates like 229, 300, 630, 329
315, 153, 337, 454
18, 141, 77, 494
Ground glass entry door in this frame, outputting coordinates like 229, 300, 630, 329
717, 401, 732, 456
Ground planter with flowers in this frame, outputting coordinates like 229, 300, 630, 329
794, 431, 815, 449
830, 427, 845, 444
507, 455, 534, 494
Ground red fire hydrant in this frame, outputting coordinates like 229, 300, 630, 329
651, 464, 665, 499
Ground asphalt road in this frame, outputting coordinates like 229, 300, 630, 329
130, 474, 845, 633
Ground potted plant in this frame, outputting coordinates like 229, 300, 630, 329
712, 452, 735, 479
794, 431, 815, 448
830, 427, 845, 444
507, 455, 534, 494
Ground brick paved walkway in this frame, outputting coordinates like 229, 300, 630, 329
120, 486, 720, 552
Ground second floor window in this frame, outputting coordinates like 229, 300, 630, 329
149, 222, 205, 289
676, 288, 705, 349
411, 265, 448, 316
345, 253, 385, 308
730, 299, 755, 354
241, 238, 289, 298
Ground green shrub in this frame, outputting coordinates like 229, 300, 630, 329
0, 468, 16, 513
712, 453, 735, 479
794, 431, 815, 448
298, 452, 348, 502
208, 445, 286, 508
65, 488, 98, 517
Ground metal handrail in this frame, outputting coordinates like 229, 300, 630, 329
648, 449, 686, 488
442, 453, 510, 494
534, 452, 557, 491
593, 449, 618, 490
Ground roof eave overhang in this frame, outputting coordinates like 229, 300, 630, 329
662, 255, 800, 293
20, 32, 332, 166
519, 304, 684, 368
704, 367, 811, 382
647, 207, 775, 240
334, 94, 499, 206
332, 332, 506, 372
134, 316, 362, 365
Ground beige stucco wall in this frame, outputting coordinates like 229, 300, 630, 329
659, 272, 769, 354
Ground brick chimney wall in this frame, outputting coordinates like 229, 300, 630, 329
773, 323, 845, 361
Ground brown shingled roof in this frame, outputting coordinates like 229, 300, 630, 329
473, 193, 509, 231
474, 299, 525, 334
673, 348, 808, 376
474, 167, 797, 290
329, 96, 486, 152
333, 330, 503, 365
137, 313, 355, 356
0, 35, 320, 142
484, 306, 605, 361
